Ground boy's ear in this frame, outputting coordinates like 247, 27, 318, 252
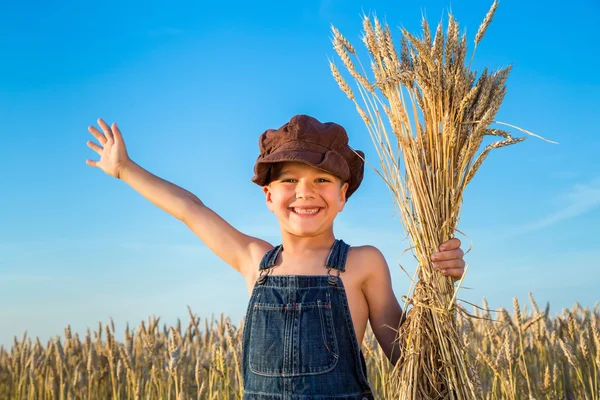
339, 181, 350, 208
263, 185, 274, 212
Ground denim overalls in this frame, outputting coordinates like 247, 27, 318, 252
241, 239, 375, 400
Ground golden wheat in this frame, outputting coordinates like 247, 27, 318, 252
0, 296, 598, 399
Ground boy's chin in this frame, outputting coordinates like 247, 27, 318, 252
281, 223, 333, 237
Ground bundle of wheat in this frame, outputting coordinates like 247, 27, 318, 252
330, 2, 555, 398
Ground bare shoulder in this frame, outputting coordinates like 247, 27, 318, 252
348, 244, 387, 267
347, 244, 389, 286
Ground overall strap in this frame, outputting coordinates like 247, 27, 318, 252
257, 245, 282, 285
258, 245, 283, 271
325, 239, 350, 286
325, 239, 350, 272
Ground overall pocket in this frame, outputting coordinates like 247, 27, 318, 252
249, 297, 339, 377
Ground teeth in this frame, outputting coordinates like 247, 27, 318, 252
293, 208, 319, 214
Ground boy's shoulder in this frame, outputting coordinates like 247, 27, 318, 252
347, 244, 389, 281
348, 244, 386, 262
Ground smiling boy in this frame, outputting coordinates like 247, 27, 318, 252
86, 114, 465, 399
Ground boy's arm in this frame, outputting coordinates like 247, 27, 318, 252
360, 246, 404, 366
120, 161, 272, 277
119, 160, 194, 221
87, 119, 271, 279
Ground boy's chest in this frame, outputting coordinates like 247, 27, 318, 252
244, 258, 370, 345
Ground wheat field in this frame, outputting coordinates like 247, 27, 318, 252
1, 294, 598, 399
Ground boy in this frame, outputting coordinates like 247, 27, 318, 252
86, 114, 465, 399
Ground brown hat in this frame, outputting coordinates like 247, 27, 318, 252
251, 114, 365, 199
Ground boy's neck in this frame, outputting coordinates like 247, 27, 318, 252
279, 230, 337, 257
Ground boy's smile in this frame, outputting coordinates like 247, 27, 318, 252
289, 207, 321, 216
263, 162, 349, 237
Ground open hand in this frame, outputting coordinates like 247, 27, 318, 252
430, 238, 465, 281
86, 118, 131, 179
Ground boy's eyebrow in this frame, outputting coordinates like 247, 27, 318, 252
278, 171, 337, 180
275, 166, 337, 177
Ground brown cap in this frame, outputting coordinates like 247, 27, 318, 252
251, 114, 365, 199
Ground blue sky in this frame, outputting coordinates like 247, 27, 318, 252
1, 0, 598, 347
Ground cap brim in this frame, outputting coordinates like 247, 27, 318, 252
252, 149, 349, 187
261, 149, 326, 169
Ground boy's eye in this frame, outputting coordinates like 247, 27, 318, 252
279, 178, 331, 183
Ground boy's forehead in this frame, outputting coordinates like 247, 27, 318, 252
276, 162, 333, 175
277, 162, 307, 173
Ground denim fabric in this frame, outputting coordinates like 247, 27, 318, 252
241, 240, 375, 400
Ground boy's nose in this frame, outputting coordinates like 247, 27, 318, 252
295, 191, 315, 200
295, 181, 316, 199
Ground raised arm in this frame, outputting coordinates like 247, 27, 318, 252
86, 118, 272, 277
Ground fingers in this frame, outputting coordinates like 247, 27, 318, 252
439, 237, 461, 251
432, 238, 465, 280
433, 259, 465, 271
89, 119, 121, 144
87, 119, 119, 163
441, 268, 464, 280
97, 118, 114, 142
431, 248, 464, 262
88, 125, 107, 145
434, 263, 464, 278
86, 135, 103, 168
87, 140, 102, 154
111, 122, 123, 142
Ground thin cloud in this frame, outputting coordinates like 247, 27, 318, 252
515, 177, 600, 234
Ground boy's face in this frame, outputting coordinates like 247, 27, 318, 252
262, 162, 349, 237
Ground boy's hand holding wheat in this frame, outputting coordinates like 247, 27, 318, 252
86, 118, 132, 179
432, 238, 465, 280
